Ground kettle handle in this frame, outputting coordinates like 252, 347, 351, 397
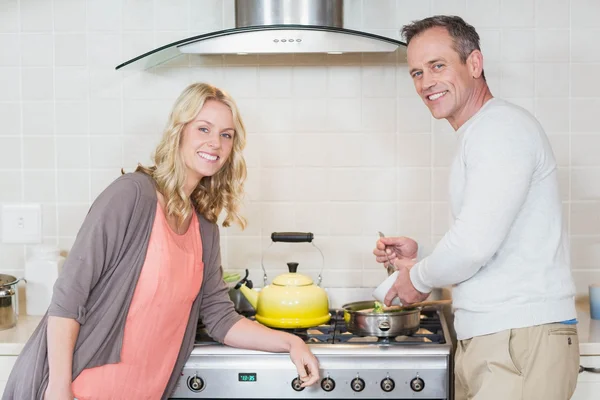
271, 232, 314, 243
261, 232, 325, 287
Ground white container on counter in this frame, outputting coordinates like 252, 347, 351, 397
25, 245, 64, 316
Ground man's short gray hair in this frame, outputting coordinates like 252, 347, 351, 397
401, 15, 482, 64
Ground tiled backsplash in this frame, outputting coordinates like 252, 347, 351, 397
0, 0, 599, 294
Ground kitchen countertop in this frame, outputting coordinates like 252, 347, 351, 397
575, 296, 600, 356
0, 315, 43, 356
0, 296, 599, 356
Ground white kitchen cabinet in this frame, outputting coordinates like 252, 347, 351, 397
572, 356, 600, 400
0, 356, 17, 396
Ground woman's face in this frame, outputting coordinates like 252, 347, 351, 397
180, 99, 236, 189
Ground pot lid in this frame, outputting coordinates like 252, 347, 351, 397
272, 262, 313, 286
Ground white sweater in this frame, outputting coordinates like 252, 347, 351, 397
410, 98, 576, 340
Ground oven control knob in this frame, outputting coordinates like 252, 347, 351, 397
321, 377, 336, 392
351, 377, 366, 392
291, 377, 305, 392
187, 375, 205, 392
381, 377, 395, 392
410, 377, 425, 392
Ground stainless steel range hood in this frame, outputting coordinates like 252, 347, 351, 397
115, 0, 405, 70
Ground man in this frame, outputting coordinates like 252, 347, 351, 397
373, 16, 579, 400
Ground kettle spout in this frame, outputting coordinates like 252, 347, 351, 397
239, 283, 258, 310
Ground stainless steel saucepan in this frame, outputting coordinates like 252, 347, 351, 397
342, 300, 451, 337
0, 274, 25, 331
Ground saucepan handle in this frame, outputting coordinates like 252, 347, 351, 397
234, 269, 253, 290
580, 366, 600, 374
271, 232, 314, 243
2, 277, 26, 287
378, 320, 391, 331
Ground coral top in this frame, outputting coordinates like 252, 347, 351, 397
72, 202, 204, 400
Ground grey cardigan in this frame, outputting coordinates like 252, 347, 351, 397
2, 172, 243, 400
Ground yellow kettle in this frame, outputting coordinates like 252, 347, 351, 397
239, 262, 330, 329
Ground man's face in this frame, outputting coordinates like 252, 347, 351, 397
407, 27, 475, 122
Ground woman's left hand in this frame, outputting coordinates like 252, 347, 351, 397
224, 319, 320, 387
288, 337, 320, 387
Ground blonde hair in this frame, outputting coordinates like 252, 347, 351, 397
136, 83, 247, 229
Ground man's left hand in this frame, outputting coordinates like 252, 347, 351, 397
384, 262, 429, 306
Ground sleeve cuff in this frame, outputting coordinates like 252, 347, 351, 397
47, 304, 87, 325
209, 312, 244, 343
409, 262, 433, 294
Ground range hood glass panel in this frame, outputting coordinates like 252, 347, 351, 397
178, 29, 399, 55
115, 26, 406, 71
118, 46, 184, 71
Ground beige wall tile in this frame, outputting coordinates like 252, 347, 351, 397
2, 0, 600, 288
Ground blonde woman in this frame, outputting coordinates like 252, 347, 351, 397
4, 83, 320, 400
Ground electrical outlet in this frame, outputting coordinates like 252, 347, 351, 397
1, 204, 42, 244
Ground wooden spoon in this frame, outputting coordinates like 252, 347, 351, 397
360, 299, 452, 313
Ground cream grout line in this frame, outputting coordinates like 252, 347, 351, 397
51, 0, 58, 246
85, 1, 92, 210
568, 0, 573, 238
17, 1, 23, 205
16, 0, 25, 262
357, 23, 367, 276
395, 48, 402, 241
428, 0, 435, 249
119, 2, 126, 177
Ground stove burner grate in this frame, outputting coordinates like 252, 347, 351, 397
196, 308, 446, 345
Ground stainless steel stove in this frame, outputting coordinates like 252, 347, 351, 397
170, 308, 453, 399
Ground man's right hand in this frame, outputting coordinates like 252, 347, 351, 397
44, 382, 74, 400
373, 236, 419, 270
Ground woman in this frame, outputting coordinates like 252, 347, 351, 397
3, 83, 320, 400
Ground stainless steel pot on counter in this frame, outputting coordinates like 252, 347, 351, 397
0, 274, 24, 331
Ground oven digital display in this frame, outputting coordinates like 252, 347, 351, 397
238, 372, 257, 382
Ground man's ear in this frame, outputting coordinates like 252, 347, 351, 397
467, 50, 484, 79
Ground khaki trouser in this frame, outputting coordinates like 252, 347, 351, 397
455, 323, 580, 400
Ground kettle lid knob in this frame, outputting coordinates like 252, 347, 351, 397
287, 262, 299, 273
